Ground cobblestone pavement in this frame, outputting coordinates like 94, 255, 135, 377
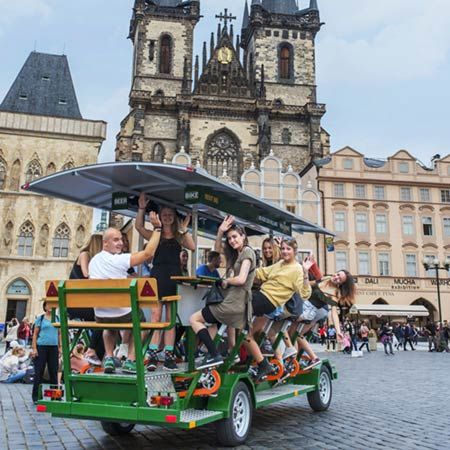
1, 348, 449, 450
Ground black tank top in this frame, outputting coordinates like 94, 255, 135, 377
69, 261, 87, 280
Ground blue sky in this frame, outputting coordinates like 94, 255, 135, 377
1, 0, 450, 166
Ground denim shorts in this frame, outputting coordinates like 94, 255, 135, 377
301, 301, 328, 323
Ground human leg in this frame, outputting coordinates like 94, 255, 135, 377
32, 346, 47, 402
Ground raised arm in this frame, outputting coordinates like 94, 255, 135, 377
214, 215, 235, 253
135, 193, 152, 240
130, 212, 162, 267
179, 214, 195, 251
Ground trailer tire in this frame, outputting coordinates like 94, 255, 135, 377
216, 381, 253, 447
100, 421, 135, 436
307, 365, 332, 411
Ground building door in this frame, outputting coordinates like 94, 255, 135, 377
6, 300, 27, 322
5, 278, 31, 323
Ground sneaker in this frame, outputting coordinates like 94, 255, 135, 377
146, 356, 159, 372
115, 344, 128, 361
261, 340, 274, 357
221, 350, 240, 364
282, 346, 298, 360
304, 358, 321, 371
157, 350, 165, 362
85, 354, 102, 366
163, 351, 179, 371
103, 357, 116, 374
122, 359, 137, 374
254, 359, 276, 382
196, 353, 224, 370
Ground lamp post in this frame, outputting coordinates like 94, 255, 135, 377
422, 256, 450, 325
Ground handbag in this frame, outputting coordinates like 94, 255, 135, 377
202, 282, 224, 306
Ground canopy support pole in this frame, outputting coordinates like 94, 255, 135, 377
191, 205, 199, 276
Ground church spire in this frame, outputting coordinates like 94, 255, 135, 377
310, 0, 319, 10
210, 32, 215, 56
242, 0, 249, 29
202, 41, 207, 71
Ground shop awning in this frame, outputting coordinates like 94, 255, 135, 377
350, 304, 429, 317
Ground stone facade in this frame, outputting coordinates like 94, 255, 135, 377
117, 1, 329, 181
306, 147, 450, 323
0, 111, 106, 323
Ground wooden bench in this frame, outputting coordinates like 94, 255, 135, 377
45, 278, 180, 331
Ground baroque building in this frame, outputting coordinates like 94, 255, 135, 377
116, 0, 330, 182
302, 147, 450, 323
0, 52, 106, 323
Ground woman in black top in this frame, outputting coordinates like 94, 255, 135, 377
68, 234, 104, 364
136, 193, 195, 371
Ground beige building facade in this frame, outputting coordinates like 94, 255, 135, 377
0, 53, 106, 325
310, 147, 450, 323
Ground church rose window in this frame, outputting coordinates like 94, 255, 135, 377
25, 159, 43, 183
159, 35, 172, 74
205, 131, 240, 182
17, 221, 34, 256
53, 223, 71, 257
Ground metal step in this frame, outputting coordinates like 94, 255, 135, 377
255, 384, 315, 408
180, 408, 224, 424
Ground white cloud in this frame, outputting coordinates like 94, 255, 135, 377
318, 0, 450, 84
0, 0, 52, 31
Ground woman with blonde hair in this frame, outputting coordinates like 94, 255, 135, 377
68, 233, 104, 365
69, 234, 103, 279
261, 237, 281, 267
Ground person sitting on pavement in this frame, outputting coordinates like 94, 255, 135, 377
190, 216, 256, 370
89, 217, 162, 375
196, 251, 221, 279
0, 346, 28, 384
245, 238, 313, 381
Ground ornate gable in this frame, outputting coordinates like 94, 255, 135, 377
194, 29, 253, 99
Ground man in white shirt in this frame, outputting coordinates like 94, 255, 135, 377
89, 213, 162, 374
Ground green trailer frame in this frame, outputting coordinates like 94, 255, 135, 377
25, 162, 337, 446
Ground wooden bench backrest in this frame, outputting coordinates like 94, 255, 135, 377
45, 278, 159, 309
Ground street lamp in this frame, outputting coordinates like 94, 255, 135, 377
422, 256, 450, 324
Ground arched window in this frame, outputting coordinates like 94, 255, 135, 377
17, 221, 34, 256
159, 35, 172, 74
62, 161, 74, 171
279, 44, 293, 80
152, 143, 166, 162
0, 158, 6, 189
7, 279, 30, 296
53, 223, 71, 257
46, 162, 56, 175
205, 130, 241, 182
9, 159, 21, 191
25, 160, 42, 183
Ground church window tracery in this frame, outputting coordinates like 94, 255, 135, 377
25, 160, 42, 183
46, 162, 56, 175
62, 161, 74, 171
53, 223, 71, 258
159, 35, 172, 74
17, 221, 34, 256
9, 159, 21, 191
205, 131, 241, 182
0, 158, 7, 189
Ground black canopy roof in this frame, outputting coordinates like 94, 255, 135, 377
23, 162, 333, 237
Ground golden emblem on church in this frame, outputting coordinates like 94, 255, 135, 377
217, 46, 233, 64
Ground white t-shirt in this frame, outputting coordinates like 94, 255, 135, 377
89, 250, 132, 318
